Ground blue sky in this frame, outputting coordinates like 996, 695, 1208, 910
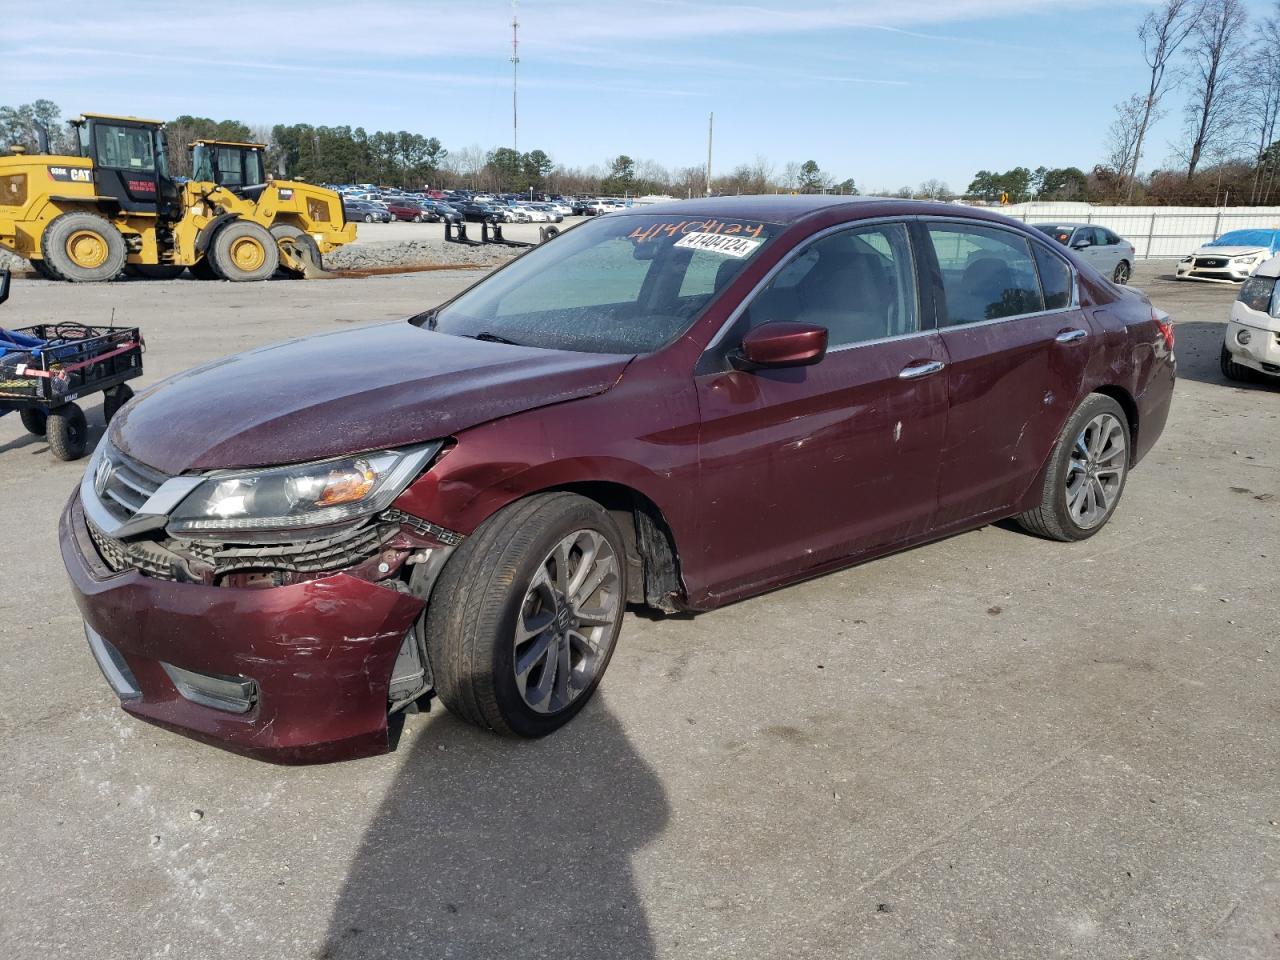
4, 0, 1275, 191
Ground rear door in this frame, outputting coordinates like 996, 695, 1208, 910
693, 221, 948, 598
923, 221, 1093, 528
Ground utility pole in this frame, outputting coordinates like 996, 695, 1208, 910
511, 1, 520, 154
705, 112, 713, 197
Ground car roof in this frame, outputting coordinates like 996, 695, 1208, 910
1030, 222, 1103, 230
612, 194, 1020, 226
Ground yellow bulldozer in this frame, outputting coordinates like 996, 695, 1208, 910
0, 113, 355, 282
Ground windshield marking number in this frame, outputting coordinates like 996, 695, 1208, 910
673, 232, 764, 258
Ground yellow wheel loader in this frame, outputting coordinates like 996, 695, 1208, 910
0, 114, 355, 282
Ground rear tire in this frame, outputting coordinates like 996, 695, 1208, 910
41, 212, 127, 283
47, 403, 88, 461
19, 409, 46, 436
1015, 394, 1130, 542
1113, 260, 1131, 285
102, 384, 133, 423
1220, 344, 1255, 382
426, 493, 628, 737
208, 220, 279, 282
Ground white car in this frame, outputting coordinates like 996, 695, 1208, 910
1222, 254, 1280, 382
1176, 230, 1280, 283
509, 205, 548, 223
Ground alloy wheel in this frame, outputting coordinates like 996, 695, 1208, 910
1114, 262, 1130, 284
1065, 413, 1126, 529
513, 529, 621, 714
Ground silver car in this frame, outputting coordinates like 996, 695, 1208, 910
1033, 223, 1135, 285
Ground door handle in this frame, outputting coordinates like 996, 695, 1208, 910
1055, 328, 1088, 344
898, 360, 946, 380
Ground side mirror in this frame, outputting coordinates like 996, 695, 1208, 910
1072, 240, 1092, 250
733, 321, 828, 370
0, 269, 9, 307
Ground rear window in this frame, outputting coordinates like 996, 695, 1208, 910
1035, 225, 1074, 247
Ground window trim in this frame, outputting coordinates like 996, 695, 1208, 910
697, 216, 925, 373
919, 217, 1080, 331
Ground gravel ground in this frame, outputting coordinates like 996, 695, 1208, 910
0, 262, 1277, 960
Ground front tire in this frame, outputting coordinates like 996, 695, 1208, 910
208, 220, 279, 282
1220, 344, 1255, 382
102, 383, 133, 423
1016, 394, 1130, 542
269, 224, 322, 278
426, 493, 627, 737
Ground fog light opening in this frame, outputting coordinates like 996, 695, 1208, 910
1237, 328, 1253, 346
161, 663, 258, 714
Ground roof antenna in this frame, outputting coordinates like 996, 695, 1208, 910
511, 0, 520, 154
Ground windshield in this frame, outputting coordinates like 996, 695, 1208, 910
1208, 230, 1279, 249
427, 213, 780, 353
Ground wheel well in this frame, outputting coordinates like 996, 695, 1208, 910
547, 481, 685, 612
1093, 386, 1139, 460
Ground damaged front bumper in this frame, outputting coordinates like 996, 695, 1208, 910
61, 493, 436, 764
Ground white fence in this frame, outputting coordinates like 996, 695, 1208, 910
992, 202, 1280, 259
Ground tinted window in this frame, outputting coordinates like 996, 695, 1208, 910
93, 124, 155, 172
1032, 244, 1073, 310
433, 214, 780, 353
743, 223, 917, 348
927, 224, 1044, 325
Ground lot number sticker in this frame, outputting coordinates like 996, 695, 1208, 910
674, 232, 763, 258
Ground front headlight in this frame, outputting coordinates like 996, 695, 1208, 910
1180, 255, 1194, 263
167, 442, 442, 537
1234, 255, 1260, 265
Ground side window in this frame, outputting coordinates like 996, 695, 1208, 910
1101, 229, 1119, 246
93, 124, 155, 172
1032, 243, 1073, 310
927, 223, 1045, 325
743, 223, 918, 348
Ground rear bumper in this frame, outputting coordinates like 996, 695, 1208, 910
60, 494, 424, 764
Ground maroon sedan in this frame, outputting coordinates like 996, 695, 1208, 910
61, 197, 1175, 763
384, 199, 437, 222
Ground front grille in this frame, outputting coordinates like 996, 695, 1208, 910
185, 522, 395, 574
86, 514, 182, 579
1196, 257, 1228, 269
95, 444, 171, 525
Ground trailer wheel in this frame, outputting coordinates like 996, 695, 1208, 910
47, 403, 88, 461
103, 384, 134, 423
19, 409, 47, 436
208, 220, 279, 282
42, 212, 127, 283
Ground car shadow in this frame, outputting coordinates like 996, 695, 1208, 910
319, 701, 668, 960
1171, 320, 1279, 389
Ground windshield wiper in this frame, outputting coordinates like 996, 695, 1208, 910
467, 331, 523, 346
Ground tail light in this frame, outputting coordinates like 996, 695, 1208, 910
1152, 307, 1175, 350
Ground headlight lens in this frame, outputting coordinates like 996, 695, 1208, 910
1180, 255, 1193, 263
167, 442, 442, 536
1235, 256, 1260, 265
1238, 275, 1277, 314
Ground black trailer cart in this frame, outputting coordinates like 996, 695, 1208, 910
0, 270, 144, 460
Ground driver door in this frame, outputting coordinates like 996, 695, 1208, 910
692, 222, 948, 602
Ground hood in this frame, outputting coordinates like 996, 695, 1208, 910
112, 321, 632, 474
1193, 244, 1270, 258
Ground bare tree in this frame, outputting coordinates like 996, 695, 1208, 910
918, 179, 951, 200
1249, 4, 1280, 201
1107, 94, 1149, 184
1121, 0, 1201, 199
1183, 0, 1249, 179
781, 161, 800, 192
